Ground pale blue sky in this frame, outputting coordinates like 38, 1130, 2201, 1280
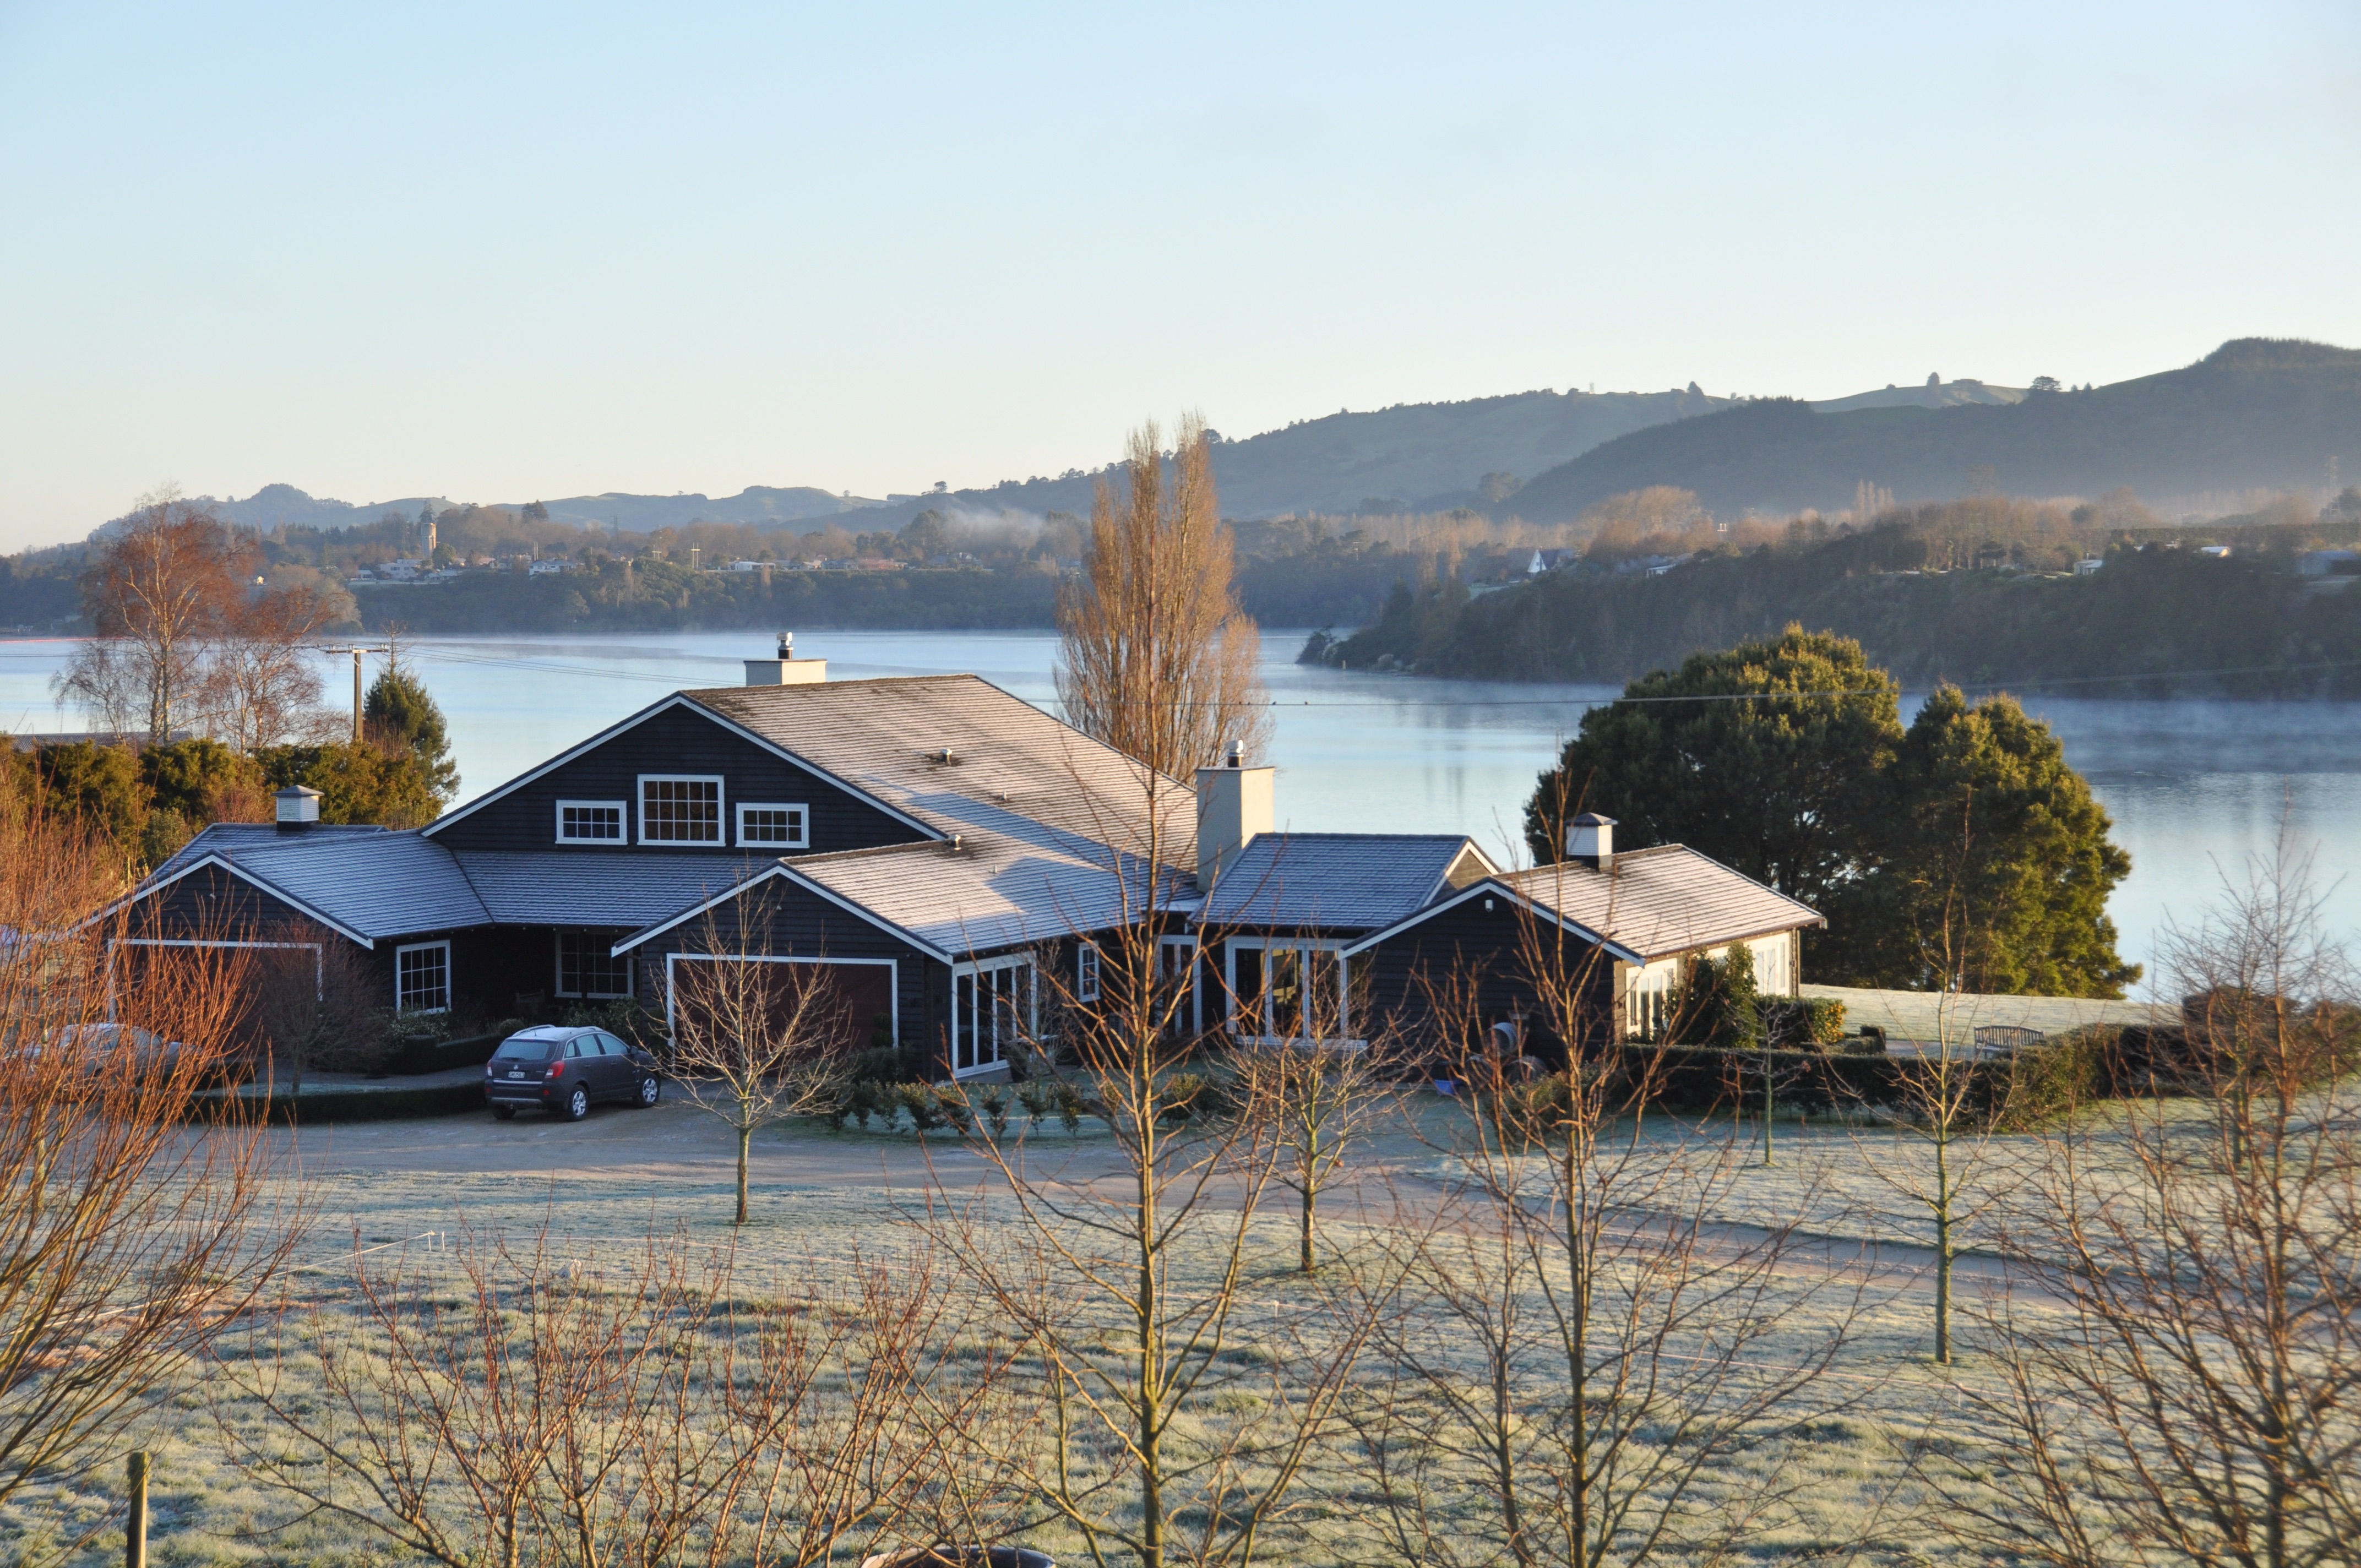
2, 1, 2355, 548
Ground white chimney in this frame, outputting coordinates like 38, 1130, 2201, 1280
1195, 742, 1274, 895
1565, 812, 1614, 868
744, 631, 826, 686
275, 785, 322, 831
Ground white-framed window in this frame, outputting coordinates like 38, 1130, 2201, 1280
395, 940, 451, 1015
555, 930, 633, 998
556, 799, 627, 844
638, 775, 723, 845
1225, 938, 1352, 1044
1158, 935, 1201, 1037
735, 801, 809, 849
1076, 941, 1101, 1003
951, 956, 1033, 1077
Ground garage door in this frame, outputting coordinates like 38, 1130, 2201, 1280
669, 957, 895, 1060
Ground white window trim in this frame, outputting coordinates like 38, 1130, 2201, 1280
555, 798, 628, 845
1223, 937, 1357, 1046
662, 953, 898, 1049
734, 801, 810, 850
950, 955, 1035, 1079
637, 774, 725, 846
1159, 934, 1201, 1036
395, 939, 453, 1016
554, 930, 635, 999
1076, 941, 1101, 1003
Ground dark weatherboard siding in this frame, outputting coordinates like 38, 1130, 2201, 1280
1353, 894, 1617, 1069
628, 874, 948, 1067
425, 701, 932, 857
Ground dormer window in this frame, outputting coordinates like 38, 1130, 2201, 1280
639, 776, 723, 845
556, 801, 626, 844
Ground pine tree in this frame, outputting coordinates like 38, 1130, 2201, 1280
362, 663, 460, 806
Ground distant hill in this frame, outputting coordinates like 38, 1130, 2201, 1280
199, 482, 880, 537
774, 386, 1735, 537
1808, 377, 2025, 413
1508, 339, 2361, 520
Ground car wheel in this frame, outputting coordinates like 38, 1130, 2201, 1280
563, 1086, 590, 1121
635, 1075, 660, 1108
492, 1105, 516, 1121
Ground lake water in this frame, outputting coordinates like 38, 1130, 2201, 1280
6, 628, 2357, 986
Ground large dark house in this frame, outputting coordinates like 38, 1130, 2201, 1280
99, 650, 1820, 1077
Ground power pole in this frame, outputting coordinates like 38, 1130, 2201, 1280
323, 643, 391, 744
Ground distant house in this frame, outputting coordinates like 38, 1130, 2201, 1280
529, 560, 570, 576
2197, 545, 2233, 559
2298, 548, 2359, 578
96, 658, 1825, 1081
2074, 557, 2104, 575
729, 560, 766, 573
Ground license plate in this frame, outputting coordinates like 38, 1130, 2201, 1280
507, 1071, 524, 1079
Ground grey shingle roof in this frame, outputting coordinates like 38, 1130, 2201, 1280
451, 851, 779, 928
1197, 834, 1495, 932
686, 676, 1197, 867
160, 825, 490, 942
1503, 846, 1822, 960
783, 836, 1171, 958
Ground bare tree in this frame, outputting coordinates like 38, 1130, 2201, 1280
57, 489, 245, 742
1846, 798, 2022, 1365
252, 922, 390, 1095
203, 576, 339, 750
1940, 828, 2361, 1567
1232, 1002, 1397, 1274
1348, 881, 1871, 1568
1054, 414, 1271, 775
666, 901, 863, 1224
0, 796, 301, 1520
218, 1221, 1022, 1568
922, 799, 1380, 1568
56, 489, 338, 749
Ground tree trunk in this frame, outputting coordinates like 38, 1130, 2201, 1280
1299, 1184, 1315, 1274
1934, 1204, 1952, 1365
736, 1122, 752, 1226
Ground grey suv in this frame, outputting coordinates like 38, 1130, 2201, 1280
485, 1026, 660, 1121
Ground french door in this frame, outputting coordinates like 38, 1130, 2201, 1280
951, 956, 1033, 1076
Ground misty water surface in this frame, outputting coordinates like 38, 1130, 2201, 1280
6, 628, 2356, 988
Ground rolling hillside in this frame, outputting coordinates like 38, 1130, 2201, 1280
1507, 339, 2361, 520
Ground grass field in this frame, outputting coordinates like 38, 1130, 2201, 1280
2, 1096, 2145, 1567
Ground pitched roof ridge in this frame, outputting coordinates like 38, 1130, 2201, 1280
786, 840, 950, 867
683, 672, 987, 696
1255, 831, 1476, 844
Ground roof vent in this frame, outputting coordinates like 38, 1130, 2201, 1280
275, 785, 322, 831
934, 747, 957, 765
949, 832, 964, 852
1565, 812, 1615, 869
744, 631, 826, 686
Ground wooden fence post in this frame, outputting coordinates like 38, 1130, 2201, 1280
125, 1451, 148, 1568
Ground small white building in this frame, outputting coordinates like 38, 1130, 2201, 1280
2074, 557, 2104, 575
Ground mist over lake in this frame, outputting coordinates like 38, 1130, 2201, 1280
7, 628, 2355, 986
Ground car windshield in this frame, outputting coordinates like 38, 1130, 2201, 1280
492, 1036, 557, 1061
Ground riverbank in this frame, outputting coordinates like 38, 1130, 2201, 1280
1307, 531, 2361, 697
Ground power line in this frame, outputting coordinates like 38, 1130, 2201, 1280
396, 644, 2361, 707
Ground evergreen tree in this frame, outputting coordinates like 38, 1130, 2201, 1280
1826, 686, 2139, 998
362, 662, 460, 805
1525, 632, 2137, 998
1522, 625, 1903, 910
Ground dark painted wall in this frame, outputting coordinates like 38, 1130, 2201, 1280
1351, 896, 1618, 1068
626, 874, 948, 1070
426, 701, 931, 856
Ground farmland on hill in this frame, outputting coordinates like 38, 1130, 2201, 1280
1505, 339, 2361, 520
